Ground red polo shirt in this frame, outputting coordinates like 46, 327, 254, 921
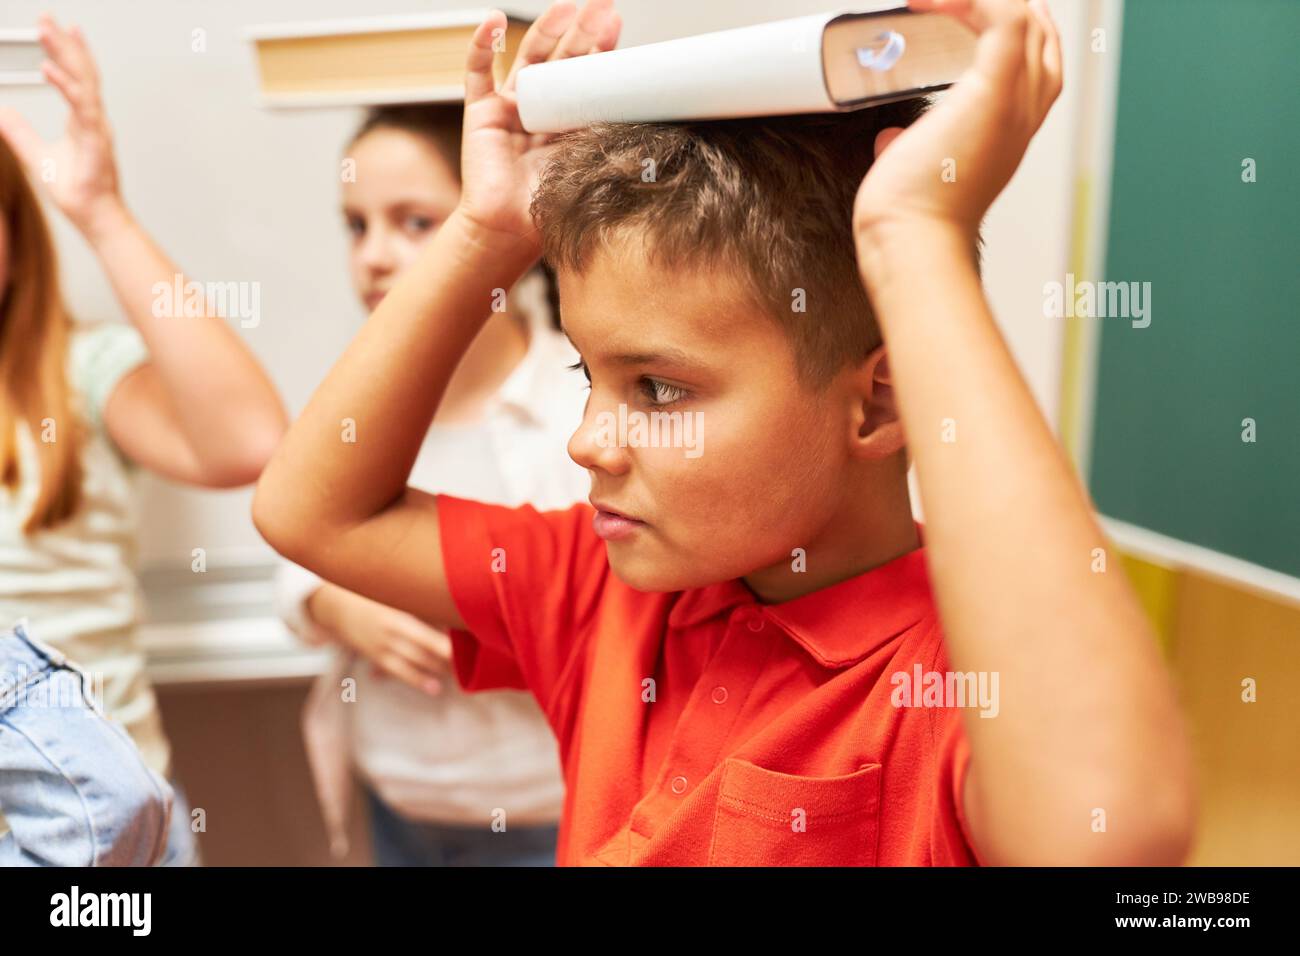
436, 494, 985, 866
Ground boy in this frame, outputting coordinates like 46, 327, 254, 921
254, 0, 1196, 866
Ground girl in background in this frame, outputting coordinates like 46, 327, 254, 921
0, 15, 286, 865
274, 101, 596, 866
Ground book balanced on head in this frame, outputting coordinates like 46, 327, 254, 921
516, 4, 977, 133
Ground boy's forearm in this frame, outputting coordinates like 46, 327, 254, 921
254, 208, 537, 550
858, 221, 1194, 864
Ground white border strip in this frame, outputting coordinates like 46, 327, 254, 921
1103, 518, 1300, 607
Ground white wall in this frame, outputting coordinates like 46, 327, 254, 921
1, 0, 1083, 569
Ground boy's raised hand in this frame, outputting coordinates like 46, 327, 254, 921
854, 0, 1063, 241
459, 1, 621, 254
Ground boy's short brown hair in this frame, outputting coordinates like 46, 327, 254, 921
531, 98, 934, 386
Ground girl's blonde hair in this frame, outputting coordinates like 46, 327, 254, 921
0, 134, 87, 533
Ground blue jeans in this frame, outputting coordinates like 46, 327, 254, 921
157, 779, 201, 866
0, 620, 173, 866
366, 788, 559, 867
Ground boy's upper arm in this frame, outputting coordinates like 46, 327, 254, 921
286, 486, 467, 633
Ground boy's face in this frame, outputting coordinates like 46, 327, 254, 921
560, 234, 861, 593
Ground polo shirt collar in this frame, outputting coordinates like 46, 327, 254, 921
667, 545, 933, 669
666, 578, 755, 632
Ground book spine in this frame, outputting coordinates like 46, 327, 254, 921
516, 12, 839, 133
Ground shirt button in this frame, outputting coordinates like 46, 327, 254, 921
747, 616, 765, 632
711, 686, 728, 704
670, 775, 688, 794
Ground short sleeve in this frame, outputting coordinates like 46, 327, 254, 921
932, 712, 988, 866
68, 322, 150, 438
435, 493, 610, 718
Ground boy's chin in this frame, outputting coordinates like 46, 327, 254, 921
606, 545, 712, 594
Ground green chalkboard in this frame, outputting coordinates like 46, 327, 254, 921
1086, 0, 1299, 582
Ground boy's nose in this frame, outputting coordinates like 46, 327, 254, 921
568, 404, 630, 477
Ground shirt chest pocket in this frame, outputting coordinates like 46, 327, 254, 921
708, 757, 882, 866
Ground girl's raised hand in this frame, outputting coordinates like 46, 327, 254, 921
457, 1, 621, 254
0, 14, 124, 238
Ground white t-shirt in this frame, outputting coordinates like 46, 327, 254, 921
276, 272, 590, 838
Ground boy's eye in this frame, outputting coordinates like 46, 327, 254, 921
640, 378, 687, 407
566, 361, 687, 407
345, 215, 365, 238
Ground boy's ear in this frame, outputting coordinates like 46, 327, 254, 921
848, 344, 905, 461
874, 127, 905, 160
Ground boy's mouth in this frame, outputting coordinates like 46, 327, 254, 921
590, 499, 645, 541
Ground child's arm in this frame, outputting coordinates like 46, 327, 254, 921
0, 15, 286, 487
274, 559, 453, 696
854, 0, 1195, 865
252, 2, 621, 631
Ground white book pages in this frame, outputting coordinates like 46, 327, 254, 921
516, 5, 921, 133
